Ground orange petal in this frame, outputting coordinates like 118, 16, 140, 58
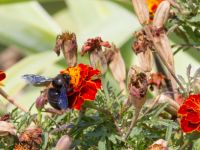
180, 117, 199, 133
185, 111, 200, 123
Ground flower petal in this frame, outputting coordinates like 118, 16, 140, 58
0, 71, 6, 81
180, 117, 199, 133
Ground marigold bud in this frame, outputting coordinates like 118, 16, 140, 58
138, 48, 153, 72
56, 135, 72, 150
153, 0, 170, 28
132, 0, 149, 25
54, 32, 77, 67
35, 92, 47, 110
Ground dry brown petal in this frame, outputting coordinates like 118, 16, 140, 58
148, 72, 166, 89
153, 0, 170, 28
131, 0, 149, 25
56, 135, 72, 150
148, 139, 168, 150
14, 143, 38, 150
0, 121, 16, 136
19, 128, 42, 145
54, 32, 77, 67
0, 114, 10, 121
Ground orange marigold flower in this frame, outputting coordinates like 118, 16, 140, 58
146, 0, 163, 20
61, 64, 102, 110
0, 70, 6, 86
178, 94, 200, 133
14, 143, 38, 150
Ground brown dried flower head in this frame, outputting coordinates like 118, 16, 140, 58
81, 37, 111, 74
19, 128, 42, 145
54, 32, 77, 67
0, 114, 10, 121
14, 142, 38, 150
132, 30, 153, 54
148, 72, 166, 89
128, 66, 148, 99
81, 37, 111, 55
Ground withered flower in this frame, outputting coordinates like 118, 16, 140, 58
148, 72, 165, 89
0, 114, 10, 121
132, 30, 153, 72
148, 139, 168, 150
14, 143, 38, 150
19, 128, 42, 145
128, 66, 148, 110
54, 32, 77, 67
0, 121, 16, 136
81, 37, 111, 74
56, 135, 72, 150
104, 44, 126, 93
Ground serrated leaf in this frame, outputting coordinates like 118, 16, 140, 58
186, 64, 192, 79
177, 75, 186, 85
165, 124, 173, 142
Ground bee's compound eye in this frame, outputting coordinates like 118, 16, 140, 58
48, 88, 60, 99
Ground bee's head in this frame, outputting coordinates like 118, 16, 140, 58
52, 74, 70, 88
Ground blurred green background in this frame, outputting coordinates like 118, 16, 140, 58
0, 0, 199, 111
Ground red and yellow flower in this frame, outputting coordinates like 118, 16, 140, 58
0, 70, 6, 86
178, 94, 200, 133
146, 0, 163, 14
61, 64, 102, 110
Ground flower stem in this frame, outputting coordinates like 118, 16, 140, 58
0, 87, 27, 112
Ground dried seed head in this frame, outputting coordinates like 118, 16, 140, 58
0, 121, 16, 136
56, 135, 72, 150
105, 44, 126, 93
153, 0, 170, 28
19, 128, 42, 145
138, 48, 153, 72
128, 66, 148, 99
54, 32, 77, 67
132, 30, 153, 54
82, 37, 111, 74
148, 139, 168, 150
132, 0, 150, 25
81, 37, 111, 55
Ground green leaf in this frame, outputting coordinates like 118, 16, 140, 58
42, 132, 49, 149
192, 138, 200, 150
98, 137, 106, 150
165, 124, 173, 142
0, 1, 60, 52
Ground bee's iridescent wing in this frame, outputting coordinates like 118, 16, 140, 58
22, 74, 53, 86
58, 85, 68, 110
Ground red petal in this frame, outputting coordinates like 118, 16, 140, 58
178, 104, 190, 116
0, 71, 6, 81
180, 117, 199, 133
73, 97, 84, 110
185, 111, 200, 123
80, 81, 99, 100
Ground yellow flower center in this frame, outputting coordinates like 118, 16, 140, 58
146, 0, 163, 13
62, 66, 81, 88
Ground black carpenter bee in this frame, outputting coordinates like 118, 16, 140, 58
22, 74, 70, 110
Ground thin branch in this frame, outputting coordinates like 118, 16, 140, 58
0, 87, 28, 112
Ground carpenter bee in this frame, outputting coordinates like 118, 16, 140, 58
22, 74, 70, 110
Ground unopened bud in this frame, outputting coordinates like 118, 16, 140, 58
132, 0, 149, 25
105, 44, 126, 92
35, 91, 48, 110
138, 48, 153, 72
54, 32, 77, 67
153, 0, 170, 28
0, 121, 16, 136
56, 135, 72, 150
